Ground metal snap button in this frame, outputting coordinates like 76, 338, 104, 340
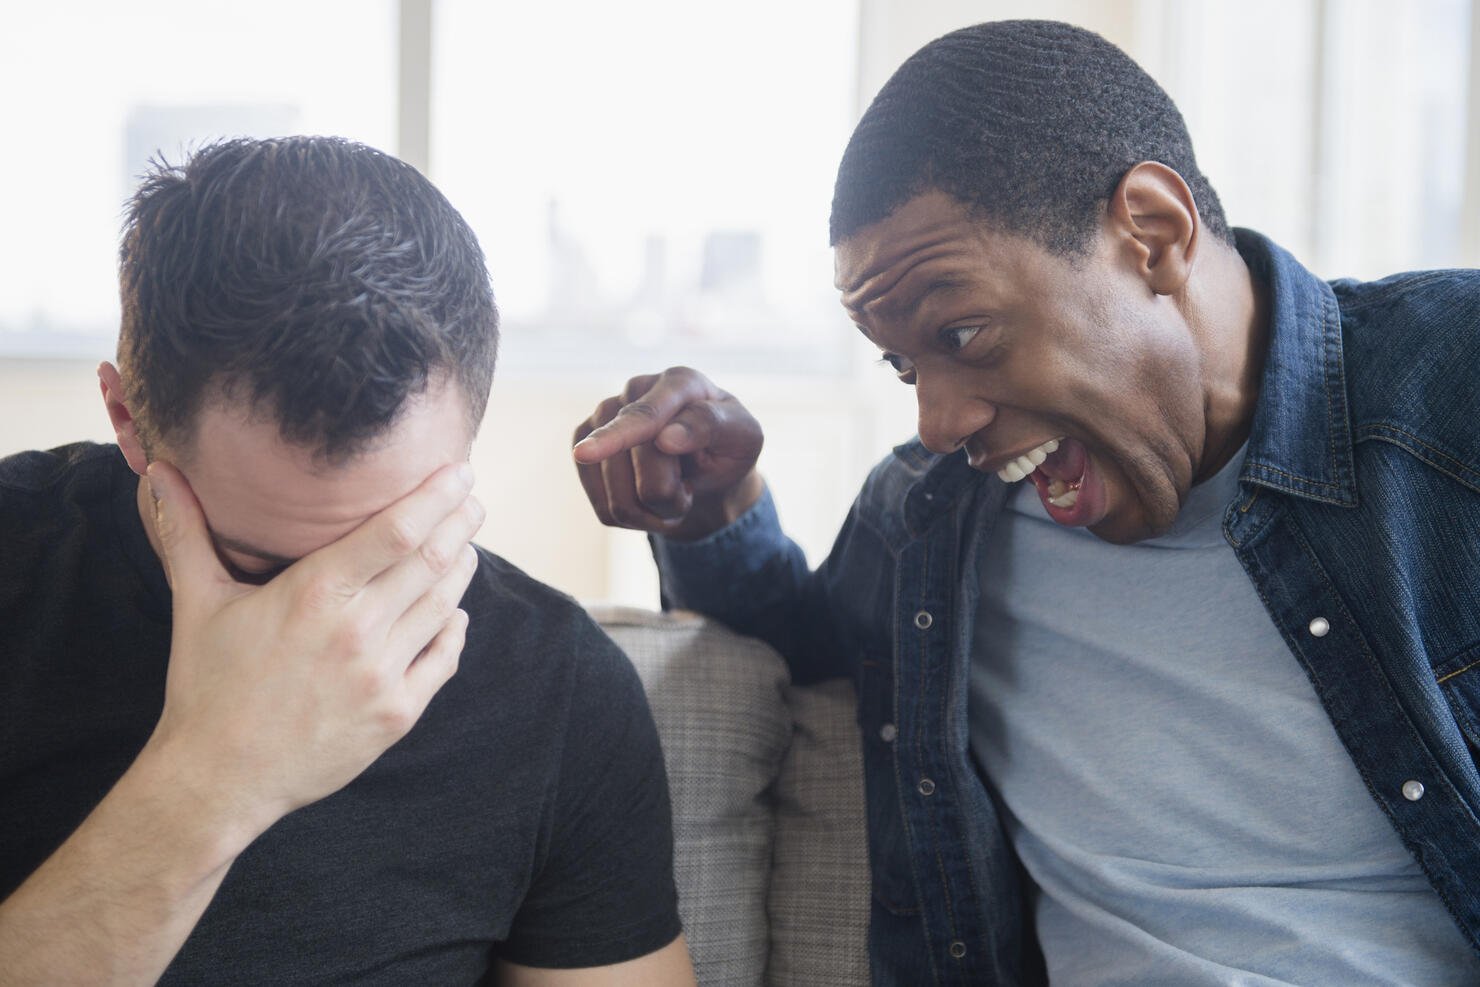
1308, 616, 1330, 637
948, 940, 967, 959
1402, 779, 1425, 802
918, 778, 936, 796
880, 723, 898, 743
914, 610, 933, 630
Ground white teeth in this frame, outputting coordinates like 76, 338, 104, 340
995, 437, 1066, 484
1048, 488, 1080, 509
1047, 478, 1068, 498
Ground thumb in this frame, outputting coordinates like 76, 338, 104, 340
145, 461, 230, 595
657, 401, 764, 461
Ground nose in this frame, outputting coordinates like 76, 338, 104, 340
915, 371, 996, 455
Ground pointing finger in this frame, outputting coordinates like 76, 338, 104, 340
572, 368, 715, 464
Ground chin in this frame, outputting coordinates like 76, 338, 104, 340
1088, 510, 1175, 546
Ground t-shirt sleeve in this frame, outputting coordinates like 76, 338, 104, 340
498, 620, 682, 968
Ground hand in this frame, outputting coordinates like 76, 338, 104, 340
141, 459, 483, 842
572, 367, 764, 541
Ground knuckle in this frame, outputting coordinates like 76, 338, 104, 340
334, 618, 376, 656
382, 514, 421, 556
617, 400, 661, 424
376, 699, 418, 736
418, 539, 455, 576
595, 396, 625, 423
430, 577, 466, 616
297, 570, 350, 612
636, 472, 680, 508
606, 501, 641, 528
685, 400, 722, 430
620, 374, 657, 402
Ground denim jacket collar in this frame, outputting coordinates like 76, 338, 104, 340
896, 228, 1360, 532
893, 440, 979, 537
1235, 229, 1358, 507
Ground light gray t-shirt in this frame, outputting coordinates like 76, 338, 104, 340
969, 448, 1479, 985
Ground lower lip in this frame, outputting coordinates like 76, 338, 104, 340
1029, 451, 1106, 527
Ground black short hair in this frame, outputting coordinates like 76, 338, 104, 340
118, 136, 498, 462
830, 20, 1232, 254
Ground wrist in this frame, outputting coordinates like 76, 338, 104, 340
666, 470, 764, 542
123, 733, 273, 869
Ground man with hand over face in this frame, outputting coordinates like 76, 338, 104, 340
0, 137, 692, 985
574, 20, 1480, 986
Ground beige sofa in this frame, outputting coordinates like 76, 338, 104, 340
589, 606, 870, 985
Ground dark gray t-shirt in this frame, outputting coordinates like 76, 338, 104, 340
0, 442, 681, 983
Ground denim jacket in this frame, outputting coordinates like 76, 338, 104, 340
654, 231, 1480, 985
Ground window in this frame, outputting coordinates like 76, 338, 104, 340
429, 0, 859, 376
0, 0, 397, 356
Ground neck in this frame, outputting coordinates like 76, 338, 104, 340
1189, 238, 1271, 484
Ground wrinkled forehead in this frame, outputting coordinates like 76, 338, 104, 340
833, 191, 995, 320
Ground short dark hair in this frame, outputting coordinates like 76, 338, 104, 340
830, 20, 1232, 254
118, 136, 498, 462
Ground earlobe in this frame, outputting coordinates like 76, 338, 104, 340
97, 361, 149, 475
1108, 161, 1200, 296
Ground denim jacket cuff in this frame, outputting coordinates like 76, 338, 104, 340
650, 485, 785, 611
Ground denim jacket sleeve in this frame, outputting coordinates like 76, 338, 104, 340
651, 484, 867, 685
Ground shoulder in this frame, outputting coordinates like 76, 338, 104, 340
0, 442, 137, 615
1333, 268, 1480, 382
0, 441, 121, 498
1331, 266, 1480, 315
463, 548, 611, 651
1334, 268, 1480, 480
458, 547, 637, 697
0, 441, 124, 541
1334, 268, 1480, 368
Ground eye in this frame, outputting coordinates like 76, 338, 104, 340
876, 353, 917, 385
942, 325, 982, 351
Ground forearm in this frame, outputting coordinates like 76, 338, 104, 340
0, 742, 258, 986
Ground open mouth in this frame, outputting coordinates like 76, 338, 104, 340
993, 436, 1102, 526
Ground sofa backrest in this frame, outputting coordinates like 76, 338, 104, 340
591, 606, 869, 985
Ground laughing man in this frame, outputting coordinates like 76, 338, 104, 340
572, 20, 1480, 986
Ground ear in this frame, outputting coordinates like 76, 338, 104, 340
97, 362, 149, 475
1106, 161, 1201, 296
